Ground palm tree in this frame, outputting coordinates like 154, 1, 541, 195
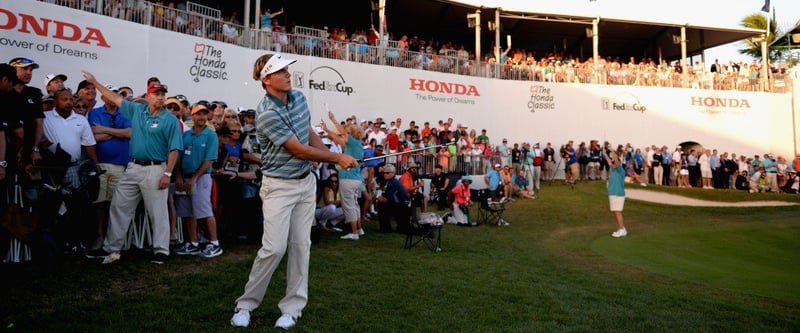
738, 12, 783, 62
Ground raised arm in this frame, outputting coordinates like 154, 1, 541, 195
81, 70, 123, 108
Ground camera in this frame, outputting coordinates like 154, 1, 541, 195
559, 145, 569, 158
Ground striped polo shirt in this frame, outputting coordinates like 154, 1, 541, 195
256, 89, 311, 178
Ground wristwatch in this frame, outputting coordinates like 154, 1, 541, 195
163, 171, 173, 177
32, 147, 40, 153
0, 160, 7, 168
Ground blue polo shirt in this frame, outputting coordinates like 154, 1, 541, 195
256, 89, 311, 178
607, 164, 626, 196
87, 106, 132, 165
120, 100, 183, 161
486, 169, 501, 190
339, 136, 364, 180
180, 127, 218, 175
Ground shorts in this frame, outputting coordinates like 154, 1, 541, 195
701, 168, 712, 178
609, 195, 625, 211
680, 169, 689, 176
339, 178, 362, 222
587, 161, 599, 168
175, 174, 214, 219
94, 163, 126, 203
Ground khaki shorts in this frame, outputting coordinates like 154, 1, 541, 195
609, 195, 625, 211
94, 163, 126, 203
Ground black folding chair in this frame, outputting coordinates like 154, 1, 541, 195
404, 201, 444, 253
477, 189, 506, 226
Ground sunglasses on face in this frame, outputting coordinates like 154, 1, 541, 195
74, 104, 88, 109
166, 103, 180, 111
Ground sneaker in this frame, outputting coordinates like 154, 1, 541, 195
340, 233, 359, 240
151, 252, 169, 264
85, 248, 111, 259
331, 227, 343, 232
175, 243, 201, 255
201, 244, 223, 258
640, 182, 647, 187
612, 228, 628, 238
274, 314, 296, 330
230, 308, 251, 327
102, 252, 121, 264
357, 228, 365, 236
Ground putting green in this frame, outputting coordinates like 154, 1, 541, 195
591, 222, 800, 304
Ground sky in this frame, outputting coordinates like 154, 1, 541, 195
453, 0, 799, 64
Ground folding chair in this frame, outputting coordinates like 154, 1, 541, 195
404, 201, 444, 253
477, 189, 506, 226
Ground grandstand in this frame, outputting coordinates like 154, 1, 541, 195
4, 0, 798, 157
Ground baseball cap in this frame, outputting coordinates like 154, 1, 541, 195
191, 104, 209, 115
164, 96, 180, 106
380, 124, 387, 129
77, 80, 94, 91
495, 163, 501, 168
174, 94, 189, 105
147, 81, 168, 94
0, 64, 21, 84
461, 175, 472, 182
260, 53, 297, 78
44, 74, 67, 87
8, 57, 39, 69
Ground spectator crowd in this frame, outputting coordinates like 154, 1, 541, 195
37, 0, 791, 92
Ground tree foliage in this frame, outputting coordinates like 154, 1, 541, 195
738, 12, 783, 62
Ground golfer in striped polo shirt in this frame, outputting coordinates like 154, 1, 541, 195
230, 54, 357, 330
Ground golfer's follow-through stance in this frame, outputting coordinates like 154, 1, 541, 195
230, 53, 358, 329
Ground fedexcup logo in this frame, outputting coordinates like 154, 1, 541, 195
601, 92, 646, 113
308, 66, 354, 96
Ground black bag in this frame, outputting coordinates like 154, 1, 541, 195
310, 224, 321, 245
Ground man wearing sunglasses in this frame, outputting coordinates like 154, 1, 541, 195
165, 96, 187, 132
86, 84, 132, 251
8, 57, 44, 167
82, 70, 182, 265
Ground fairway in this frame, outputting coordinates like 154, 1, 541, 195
592, 222, 800, 303
4, 181, 800, 332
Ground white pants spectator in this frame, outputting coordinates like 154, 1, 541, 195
315, 204, 345, 228
452, 203, 468, 224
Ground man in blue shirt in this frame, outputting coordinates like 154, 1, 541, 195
87, 84, 132, 251
83, 71, 183, 265
174, 104, 222, 258
376, 164, 411, 233
484, 163, 502, 200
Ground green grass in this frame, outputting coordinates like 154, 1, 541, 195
3, 180, 799, 332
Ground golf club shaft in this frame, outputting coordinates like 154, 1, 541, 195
362, 142, 454, 162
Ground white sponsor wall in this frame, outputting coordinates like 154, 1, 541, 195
2, 1, 796, 158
